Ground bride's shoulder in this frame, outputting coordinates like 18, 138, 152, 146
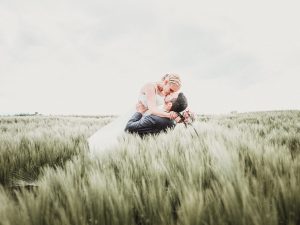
140, 82, 156, 93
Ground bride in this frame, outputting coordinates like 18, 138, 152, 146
88, 73, 182, 155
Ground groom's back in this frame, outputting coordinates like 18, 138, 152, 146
125, 112, 176, 137
138, 114, 175, 136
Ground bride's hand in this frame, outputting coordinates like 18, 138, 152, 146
175, 116, 183, 123
169, 111, 178, 120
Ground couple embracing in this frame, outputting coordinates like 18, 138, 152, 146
88, 73, 190, 155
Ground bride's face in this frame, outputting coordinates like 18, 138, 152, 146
162, 82, 180, 96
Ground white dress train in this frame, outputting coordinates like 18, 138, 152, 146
88, 108, 135, 155
88, 94, 165, 156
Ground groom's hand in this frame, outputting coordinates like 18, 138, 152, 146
136, 101, 147, 114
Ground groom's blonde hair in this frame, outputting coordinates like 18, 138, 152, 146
162, 73, 181, 88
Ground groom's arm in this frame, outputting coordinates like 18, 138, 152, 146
125, 112, 156, 135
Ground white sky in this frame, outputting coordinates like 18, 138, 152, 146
1, 0, 299, 115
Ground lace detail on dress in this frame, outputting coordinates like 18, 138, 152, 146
138, 84, 165, 108
138, 94, 164, 108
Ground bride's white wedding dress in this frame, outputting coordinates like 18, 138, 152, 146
88, 93, 165, 155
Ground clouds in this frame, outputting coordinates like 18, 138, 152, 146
0, 0, 299, 115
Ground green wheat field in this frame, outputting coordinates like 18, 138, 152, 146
0, 111, 299, 225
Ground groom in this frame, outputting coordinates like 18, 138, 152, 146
125, 92, 188, 136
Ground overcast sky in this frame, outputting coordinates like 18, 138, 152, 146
1, 0, 299, 115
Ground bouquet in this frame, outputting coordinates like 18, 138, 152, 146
176, 108, 196, 125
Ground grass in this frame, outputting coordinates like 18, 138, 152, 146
0, 111, 299, 225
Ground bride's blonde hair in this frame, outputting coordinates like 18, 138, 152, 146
161, 73, 181, 88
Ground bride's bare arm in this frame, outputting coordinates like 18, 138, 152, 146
142, 83, 171, 118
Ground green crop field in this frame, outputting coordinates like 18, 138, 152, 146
0, 111, 299, 225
